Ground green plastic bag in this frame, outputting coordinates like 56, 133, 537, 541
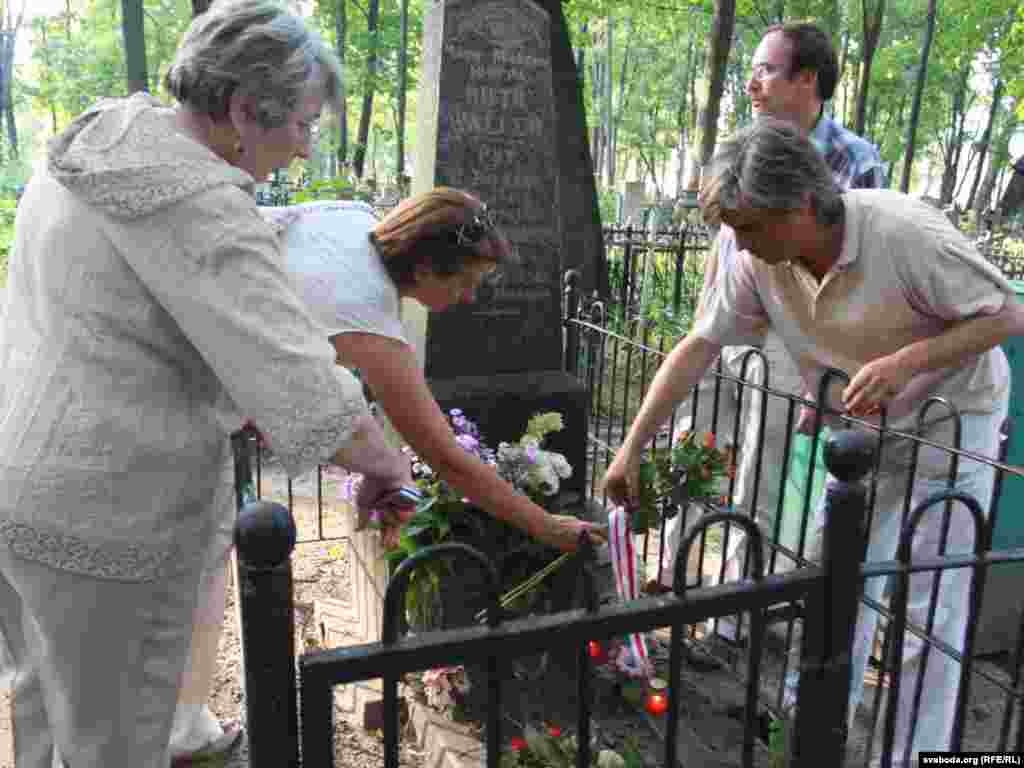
778, 429, 830, 560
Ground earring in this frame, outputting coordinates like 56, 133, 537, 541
234, 140, 245, 156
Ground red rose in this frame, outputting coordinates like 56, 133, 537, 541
547, 725, 562, 738
511, 737, 527, 751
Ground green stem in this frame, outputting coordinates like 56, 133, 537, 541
475, 552, 573, 622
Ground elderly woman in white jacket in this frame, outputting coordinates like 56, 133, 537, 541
0, 2, 411, 766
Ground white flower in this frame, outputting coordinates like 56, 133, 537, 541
527, 460, 560, 496
596, 749, 626, 768
547, 451, 572, 479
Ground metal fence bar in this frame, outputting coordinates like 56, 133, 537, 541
300, 568, 823, 686
381, 543, 503, 768
230, 430, 301, 768
791, 426, 875, 766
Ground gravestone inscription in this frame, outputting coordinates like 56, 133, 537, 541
410, 0, 591, 495
423, 0, 562, 377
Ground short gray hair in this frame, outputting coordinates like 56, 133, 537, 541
164, 0, 342, 128
700, 117, 842, 226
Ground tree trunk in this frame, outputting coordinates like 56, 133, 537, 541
689, 0, 736, 191
837, 29, 849, 121
0, 2, 24, 160
603, 16, 614, 183
675, 35, 695, 196
854, 0, 886, 135
353, 0, 380, 180
999, 157, 1024, 217
121, 0, 148, 93
335, 0, 348, 170
939, 67, 970, 205
609, 17, 633, 189
899, 0, 937, 194
396, 0, 409, 181
191, 0, 212, 17
966, 79, 1003, 211
590, 38, 604, 181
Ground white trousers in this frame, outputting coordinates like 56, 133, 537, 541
0, 545, 201, 768
830, 400, 1006, 767
170, 486, 237, 755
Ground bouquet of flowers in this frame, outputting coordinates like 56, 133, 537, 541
630, 430, 735, 533
336, 409, 576, 627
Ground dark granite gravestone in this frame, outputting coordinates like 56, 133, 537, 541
411, 0, 598, 496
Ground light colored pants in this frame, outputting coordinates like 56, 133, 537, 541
780, 400, 1006, 767
170, 486, 237, 756
837, 401, 1005, 767
0, 545, 200, 768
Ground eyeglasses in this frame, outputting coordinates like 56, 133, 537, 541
750, 62, 786, 81
296, 117, 320, 141
454, 203, 497, 246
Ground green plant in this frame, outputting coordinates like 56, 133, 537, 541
0, 197, 17, 288
292, 175, 373, 204
339, 410, 575, 628
597, 187, 621, 226
501, 724, 644, 768
631, 430, 735, 532
768, 716, 788, 768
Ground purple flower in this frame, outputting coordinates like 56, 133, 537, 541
525, 444, 539, 465
455, 434, 479, 453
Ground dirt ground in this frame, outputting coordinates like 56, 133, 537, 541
214, 536, 428, 768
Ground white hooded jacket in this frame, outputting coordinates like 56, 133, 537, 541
0, 93, 368, 582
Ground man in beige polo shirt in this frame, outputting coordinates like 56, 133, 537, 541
605, 118, 1024, 767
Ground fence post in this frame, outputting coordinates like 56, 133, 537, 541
563, 268, 581, 377
790, 427, 875, 767
234, 499, 300, 768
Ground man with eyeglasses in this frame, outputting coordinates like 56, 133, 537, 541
657, 23, 884, 622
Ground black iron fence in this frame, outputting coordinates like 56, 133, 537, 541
601, 224, 711, 338
233, 423, 879, 767
230, 225, 1024, 766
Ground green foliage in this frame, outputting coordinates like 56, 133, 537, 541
291, 176, 374, 204
631, 430, 734, 532
768, 716, 788, 768
6, 0, 1024, 216
500, 724, 645, 768
0, 198, 16, 288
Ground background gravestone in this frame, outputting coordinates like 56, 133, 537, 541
409, 0, 597, 496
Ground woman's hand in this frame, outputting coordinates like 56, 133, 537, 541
603, 450, 642, 510
537, 513, 608, 553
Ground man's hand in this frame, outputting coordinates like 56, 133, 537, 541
603, 450, 642, 509
842, 352, 913, 417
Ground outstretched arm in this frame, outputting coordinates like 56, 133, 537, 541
332, 332, 604, 552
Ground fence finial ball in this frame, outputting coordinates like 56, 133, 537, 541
234, 500, 297, 569
822, 429, 876, 484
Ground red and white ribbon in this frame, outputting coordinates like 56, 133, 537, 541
607, 506, 652, 678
